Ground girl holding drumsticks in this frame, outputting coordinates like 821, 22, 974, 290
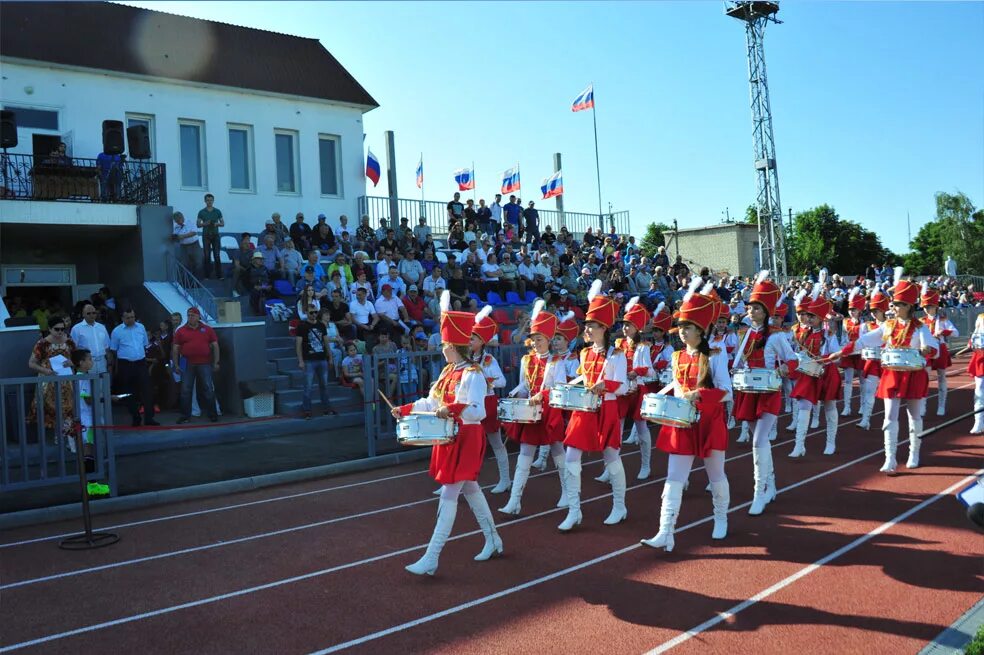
532, 314, 583, 472
966, 312, 984, 434
920, 283, 958, 417
857, 289, 889, 430
469, 306, 511, 494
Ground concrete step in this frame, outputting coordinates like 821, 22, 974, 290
274, 357, 300, 374
274, 386, 358, 406
275, 400, 366, 422
265, 318, 291, 338
269, 374, 291, 391
266, 347, 296, 361
286, 370, 305, 387
266, 336, 295, 349
265, 361, 278, 377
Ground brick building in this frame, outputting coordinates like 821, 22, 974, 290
663, 222, 761, 278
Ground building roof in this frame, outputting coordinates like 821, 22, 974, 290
0, 1, 378, 109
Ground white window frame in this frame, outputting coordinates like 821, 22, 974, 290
227, 123, 255, 193
318, 133, 343, 199
0, 103, 60, 133
125, 112, 156, 160
178, 119, 207, 191
274, 128, 300, 195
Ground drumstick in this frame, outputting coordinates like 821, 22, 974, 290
378, 391, 396, 411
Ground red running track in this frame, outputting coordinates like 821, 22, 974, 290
0, 367, 981, 655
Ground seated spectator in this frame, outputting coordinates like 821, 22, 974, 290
340, 342, 366, 399
326, 253, 354, 285
499, 252, 520, 295
463, 253, 482, 296
402, 285, 437, 333
420, 249, 438, 276
463, 222, 478, 245
280, 239, 304, 285
337, 231, 354, 257
318, 308, 346, 377
325, 288, 357, 340
399, 249, 425, 288
355, 214, 375, 253
555, 289, 575, 313
378, 229, 399, 256
325, 270, 349, 303
257, 234, 283, 279
671, 255, 691, 279
377, 266, 407, 298
534, 253, 553, 290
296, 286, 322, 321
447, 267, 469, 309
447, 224, 467, 251
375, 284, 410, 337
414, 216, 432, 245
233, 234, 256, 296
375, 250, 396, 280
294, 266, 327, 298
350, 269, 375, 303
372, 331, 399, 398
247, 252, 274, 314
518, 254, 539, 296
312, 222, 336, 254
290, 213, 312, 255
374, 218, 390, 245
422, 265, 447, 315
350, 287, 379, 344
481, 254, 503, 295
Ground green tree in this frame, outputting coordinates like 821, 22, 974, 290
639, 221, 672, 258
744, 204, 759, 224
786, 204, 892, 275
903, 219, 946, 275
904, 191, 984, 275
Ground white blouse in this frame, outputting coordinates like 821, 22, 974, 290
411, 363, 487, 425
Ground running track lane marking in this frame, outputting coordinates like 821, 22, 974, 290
3, 382, 965, 590
0, 417, 964, 653
643, 469, 984, 655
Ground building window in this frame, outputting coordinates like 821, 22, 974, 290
1, 105, 59, 131
228, 124, 254, 192
178, 119, 207, 189
318, 134, 342, 197
274, 129, 299, 194
125, 113, 156, 160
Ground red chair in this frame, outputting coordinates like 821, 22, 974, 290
573, 306, 586, 319
492, 309, 512, 325
500, 329, 513, 344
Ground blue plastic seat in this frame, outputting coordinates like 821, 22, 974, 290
273, 279, 295, 296
505, 291, 522, 305
523, 291, 538, 303
486, 291, 506, 306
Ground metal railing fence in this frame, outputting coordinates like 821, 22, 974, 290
1, 372, 117, 495
164, 252, 218, 322
0, 152, 166, 205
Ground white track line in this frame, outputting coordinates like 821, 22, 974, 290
2, 390, 970, 652
643, 469, 984, 655
3, 383, 965, 591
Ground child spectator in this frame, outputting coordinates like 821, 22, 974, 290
396, 334, 419, 404
69, 349, 109, 496
340, 342, 365, 399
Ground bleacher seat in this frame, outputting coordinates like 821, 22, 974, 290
492, 309, 513, 325
500, 329, 512, 344
523, 291, 538, 303
505, 291, 522, 305
468, 292, 482, 306
435, 251, 448, 265
486, 291, 506, 306
219, 250, 232, 264
273, 279, 295, 296
220, 235, 239, 251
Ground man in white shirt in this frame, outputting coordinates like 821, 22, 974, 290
375, 284, 410, 337
375, 251, 395, 280
70, 304, 113, 374
518, 254, 539, 295
172, 212, 203, 277
377, 266, 407, 298
414, 217, 431, 245
534, 254, 554, 289
480, 254, 503, 296
490, 194, 503, 234
422, 266, 447, 317
398, 249, 425, 287
350, 287, 379, 342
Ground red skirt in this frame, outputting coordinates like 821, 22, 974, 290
791, 364, 842, 404
617, 390, 638, 419
877, 368, 929, 400
656, 401, 728, 457
504, 402, 564, 446
862, 359, 882, 379
969, 350, 984, 378
564, 398, 621, 452
480, 395, 501, 433
633, 383, 657, 421
839, 354, 863, 371
928, 343, 952, 370
430, 423, 486, 484
733, 389, 782, 421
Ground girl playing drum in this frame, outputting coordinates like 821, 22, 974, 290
857, 289, 889, 430
470, 306, 511, 494
393, 292, 503, 575
642, 279, 732, 551
500, 301, 567, 515
967, 313, 984, 435
840, 288, 866, 417
709, 314, 739, 430
558, 280, 628, 531
920, 283, 958, 417
533, 315, 582, 472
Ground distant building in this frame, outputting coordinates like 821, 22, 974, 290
664, 222, 761, 278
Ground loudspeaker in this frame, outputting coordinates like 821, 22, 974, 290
101, 120, 125, 155
126, 124, 151, 159
0, 110, 17, 149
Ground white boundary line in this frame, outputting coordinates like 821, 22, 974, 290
1, 389, 971, 653
643, 469, 984, 654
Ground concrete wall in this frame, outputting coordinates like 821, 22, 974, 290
665, 224, 760, 278
1, 60, 369, 234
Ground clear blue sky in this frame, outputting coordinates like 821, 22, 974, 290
124, 1, 983, 253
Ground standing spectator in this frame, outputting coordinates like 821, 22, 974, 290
490, 194, 503, 235
246, 252, 274, 314
523, 201, 540, 245
172, 307, 219, 424
280, 239, 305, 286
414, 216, 432, 245
295, 306, 337, 419
27, 313, 76, 435
476, 199, 492, 236
110, 307, 158, 426
196, 194, 225, 280
503, 195, 522, 237
172, 212, 203, 276
447, 192, 465, 228
464, 199, 478, 230
374, 218, 390, 245
70, 304, 113, 375
399, 249, 425, 288
96, 149, 122, 201
350, 287, 380, 343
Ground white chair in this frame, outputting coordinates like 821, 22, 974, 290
219, 250, 232, 264
435, 251, 448, 265
220, 235, 239, 251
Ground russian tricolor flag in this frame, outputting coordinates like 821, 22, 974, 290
365, 149, 381, 187
501, 166, 520, 194
571, 84, 594, 112
541, 171, 563, 199
454, 168, 474, 191
415, 158, 423, 189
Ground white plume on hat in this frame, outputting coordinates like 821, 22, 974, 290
625, 295, 640, 312
587, 279, 603, 302
811, 269, 827, 302
755, 269, 771, 285
848, 287, 860, 301
683, 276, 703, 303
655, 301, 666, 315
474, 304, 493, 325
894, 266, 905, 285
920, 280, 929, 296
530, 299, 546, 322
560, 311, 576, 323
794, 287, 809, 307
439, 290, 450, 314
700, 280, 715, 296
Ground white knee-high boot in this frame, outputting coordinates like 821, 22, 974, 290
789, 408, 810, 457
499, 453, 532, 515
726, 400, 736, 429
769, 420, 777, 442
623, 420, 639, 445
710, 479, 729, 539
558, 461, 582, 531
749, 445, 773, 515
841, 369, 854, 416
906, 414, 923, 469
786, 408, 798, 432
880, 419, 898, 473
532, 445, 550, 471
641, 480, 685, 552
636, 421, 652, 479
487, 432, 511, 494
595, 463, 611, 483
972, 387, 984, 434
603, 458, 628, 525
937, 373, 948, 416
406, 498, 457, 576
823, 404, 839, 455
553, 454, 568, 507
465, 492, 503, 561
810, 405, 821, 429
737, 421, 750, 443
858, 378, 874, 430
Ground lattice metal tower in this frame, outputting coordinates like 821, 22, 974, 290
726, 1, 787, 277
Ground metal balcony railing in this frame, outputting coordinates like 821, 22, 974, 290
0, 152, 167, 205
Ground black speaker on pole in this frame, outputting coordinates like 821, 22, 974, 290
1, 110, 17, 149
126, 124, 151, 159
101, 120, 125, 155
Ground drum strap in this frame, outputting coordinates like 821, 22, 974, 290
732, 326, 757, 369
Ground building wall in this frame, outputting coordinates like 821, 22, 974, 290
666, 224, 760, 278
1, 60, 369, 234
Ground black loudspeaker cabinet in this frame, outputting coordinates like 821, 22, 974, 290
101, 120, 125, 155
126, 124, 151, 159
0, 110, 17, 149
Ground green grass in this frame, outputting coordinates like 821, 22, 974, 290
965, 623, 984, 655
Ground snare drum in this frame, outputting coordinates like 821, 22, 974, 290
497, 398, 543, 424
396, 413, 458, 447
640, 393, 698, 428
796, 352, 824, 378
861, 347, 882, 361
549, 384, 602, 412
881, 347, 926, 371
733, 367, 782, 393
972, 333, 984, 350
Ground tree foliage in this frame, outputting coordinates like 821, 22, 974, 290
786, 204, 893, 276
639, 221, 672, 257
744, 204, 759, 224
905, 191, 984, 275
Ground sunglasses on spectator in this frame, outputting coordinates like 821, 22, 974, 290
51, 326, 66, 332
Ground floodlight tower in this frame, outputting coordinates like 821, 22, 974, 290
726, 1, 787, 278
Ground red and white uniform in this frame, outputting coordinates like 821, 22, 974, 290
476, 351, 506, 433
564, 346, 627, 452
790, 325, 842, 404
732, 325, 796, 420
710, 331, 739, 367
506, 351, 564, 446
860, 319, 884, 379
618, 338, 656, 420
399, 362, 487, 484
637, 341, 673, 418
656, 349, 732, 457
840, 318, 864, 371
923, 313, 958, 370
842, 319, 939, 399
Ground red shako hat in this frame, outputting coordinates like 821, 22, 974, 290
848, 287, 866, 310
584, 280, 618, 329
891, 266, 919, 305
868, 288, 890, 312
529, 300, 559, 338
622, 296, 650, 332
674, 279, 719, 333
920, 281, 940, 308
438, 291, 473, 346
651, 302, 672, 333
556, 314, 580, 342
748, 269, 781, 315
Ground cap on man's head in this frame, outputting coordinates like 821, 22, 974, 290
582, 267, 591, 274
408, 284, 418, 292
317, 213, 327, 221
304, 266, 314, 273
265, 219, 275, 225
415, 332, 428, 340
252, 251, 264, 259
560, 289, 568, 296
381, 283, 393, 292
187, 307, 201, 317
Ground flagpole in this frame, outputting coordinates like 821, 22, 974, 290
419, 153, 425, 223
471, 161, 476, 203
591, 82, 604, 233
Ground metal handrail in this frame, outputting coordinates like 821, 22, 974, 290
164, 252, 217, 321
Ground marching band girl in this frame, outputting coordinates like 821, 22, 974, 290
533, 317, 581, 472
617, 298, 651, 448
921, 283, 958, 417
839, 288, 866, 416
558, 280, 628, 531
709, 314, 739, 430
857, 289, 889, 430
772, 300, 795, 419
788, 274, 843, 457
829, 269, 938, 471
732, 271, 797, 515
967, 313, 984, 435
500, 301, 568, 514
394, 291, 502, 575
470, 306, 511, 494
642, 280, 732, 551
